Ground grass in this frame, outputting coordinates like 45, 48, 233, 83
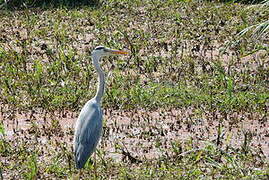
0, 0, 268, 179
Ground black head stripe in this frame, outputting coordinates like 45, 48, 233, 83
95, 46, 105, 50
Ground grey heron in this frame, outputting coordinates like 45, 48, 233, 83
74, 46, 128, 169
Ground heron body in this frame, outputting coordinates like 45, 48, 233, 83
74, 99, 102, 169
74, 46, 127, 169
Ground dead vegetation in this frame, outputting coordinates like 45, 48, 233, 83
0, 0, 268, 179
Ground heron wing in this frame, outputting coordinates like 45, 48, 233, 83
74, 100, 103, 169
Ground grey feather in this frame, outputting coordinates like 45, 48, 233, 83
74, 99, 103, 169
73, 46, 127, 169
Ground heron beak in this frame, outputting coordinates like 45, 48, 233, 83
109, 49, 128, 55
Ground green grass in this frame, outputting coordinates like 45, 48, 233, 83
0, 0, 268, 179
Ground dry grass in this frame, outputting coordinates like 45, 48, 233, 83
0, 0, 268, 179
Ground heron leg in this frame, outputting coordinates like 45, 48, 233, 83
94, 152, 97, 178
72, 169, 81, 180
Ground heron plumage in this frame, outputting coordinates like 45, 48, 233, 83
74, 99, 103, 169
73, 46, 127, 169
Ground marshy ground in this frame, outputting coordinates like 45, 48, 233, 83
0, 0, 268, 179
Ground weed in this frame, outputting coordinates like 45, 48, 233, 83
0, 0, 268, 179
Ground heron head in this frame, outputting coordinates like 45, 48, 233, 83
91, 46, 128, 58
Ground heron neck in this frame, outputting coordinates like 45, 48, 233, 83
92, 55, 105, 103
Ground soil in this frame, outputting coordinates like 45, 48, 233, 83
1, 107, 268, 160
